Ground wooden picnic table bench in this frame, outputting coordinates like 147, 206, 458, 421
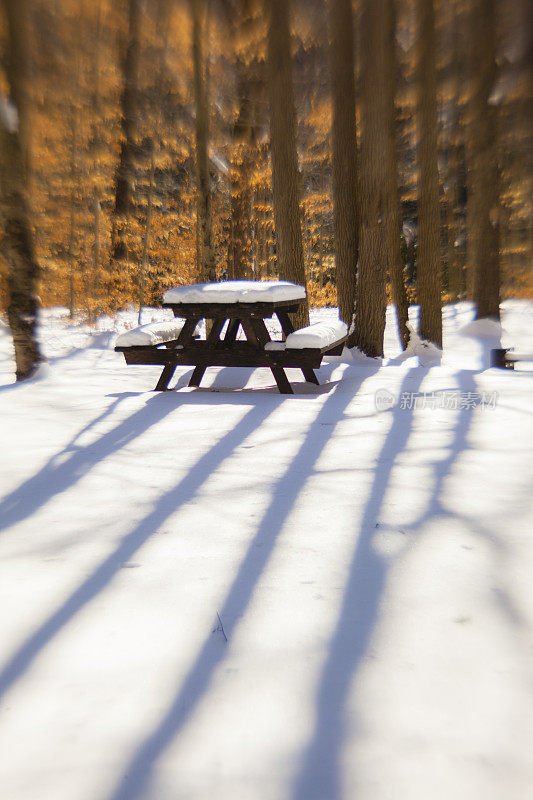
114, 280, 348, 394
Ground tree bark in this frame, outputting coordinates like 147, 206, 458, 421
266, 0, 309, 328
384, 0, 410, 350
445, 0, 464, 303
352, 0, 387, 357
190, 0, 216, 283
328, 0, 358, 330
416, 0, 442, 346
466, 0, 501, 320
0, 0, 41, 380
112, 0, 141, 262
228, 55, 256, 280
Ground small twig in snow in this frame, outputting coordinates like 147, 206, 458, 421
214, 611, 228, 642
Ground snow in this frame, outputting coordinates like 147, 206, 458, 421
163, 280, 306, 304
115, 320, 186, 347
1, 300, 532, 800
283, 320, 348, 349
388, 322, 443, 366
459, 318, 503, 339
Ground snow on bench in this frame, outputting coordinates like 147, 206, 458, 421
265, 320, 348, 351
163, 280, 306, 305
115, 319, 187, 348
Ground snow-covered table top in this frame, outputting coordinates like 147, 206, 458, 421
163, 280, 306, 305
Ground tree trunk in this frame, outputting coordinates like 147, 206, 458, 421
68, 96, 78, 319
328, 0, 358, 330
228, 55, 256, 280
138, 148, 154, 325
190, 0, 216, 283
466, 0, 501, 320
352, 0, 387, 357
266, 0, 309, 329
445, 0, 464, 303
384, 0, 410, 350
112, 0, 141, 262
0, 0, 41, 380
416, 0, 442, 347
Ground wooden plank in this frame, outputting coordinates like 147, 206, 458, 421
325, 341, 345, 355
121, 345, 324, 369
162, 299, 301, 319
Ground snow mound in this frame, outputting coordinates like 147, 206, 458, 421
458, 318, 503, 338
389, 323, 442, 366
163, 280, 306, 304
346, 347, 381, 365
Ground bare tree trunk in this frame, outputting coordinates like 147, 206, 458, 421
138, 147, 154, 325
68, 97, 78, 319
416, 0, 442, 346
384, 0, 410, 350
92, 0, 102, 114
328, 0, 358, 330
266, 0, 309, 328
190, 0, 216, 283
89, 191, 101, 323
467, 0, 501, 320
228, 55, 256, 280
0, 0, 41, 380
112, 0, 141, 262
445, 0, 464, 303
352, 0, 387, 357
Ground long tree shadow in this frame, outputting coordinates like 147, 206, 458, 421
292, 367, 428, 800
0, 396, 282, 701
291, 363, 520, 799
105, 367, 380, 800
0, 386, 274, 533
0, 393, 182, 532
403, 368, 532, 633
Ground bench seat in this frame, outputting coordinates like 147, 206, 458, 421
115, 320, 188, 349
265, 320, 348, 352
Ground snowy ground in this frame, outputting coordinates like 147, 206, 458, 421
1, 300, 532, 800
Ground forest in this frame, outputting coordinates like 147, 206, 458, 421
0, 0, 531, 378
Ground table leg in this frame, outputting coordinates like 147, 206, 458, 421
155, 364, 177, 391
243, 317, 294, 394
188, 365, 206, 387
270, 366, 294, 394
239, 318, 260, 348
276, 310, 295, 339
177, 316, 201, 346
248, 317, 270, 346
154, 318, 200, 391
301, 366, 320, 385
188, 317, 227, 388
224, 318, 241, 344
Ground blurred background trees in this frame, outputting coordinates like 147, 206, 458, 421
0, 0, 531, 357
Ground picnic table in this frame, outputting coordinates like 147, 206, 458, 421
115, 280, 348, 394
